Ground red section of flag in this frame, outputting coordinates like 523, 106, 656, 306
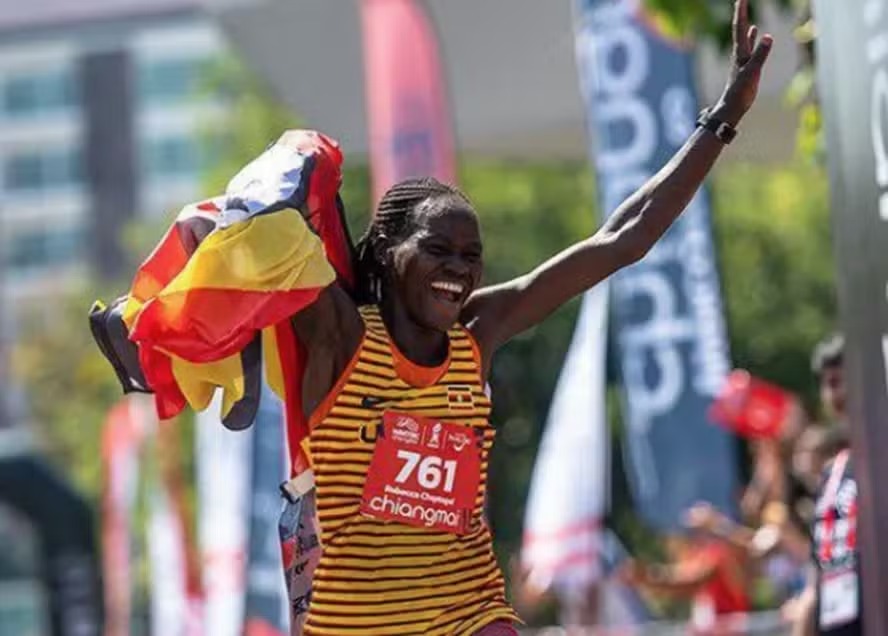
275, 319, 311, 475
360, 0, 457, 202
132, 287, 325, 364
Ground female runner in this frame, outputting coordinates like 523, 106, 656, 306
292, 1, 770, 630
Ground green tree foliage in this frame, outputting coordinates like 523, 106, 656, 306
644, 0, 796, 49
200, 56, 375, 233
200, 57, 299, 195
646, 0, 821, 159
11, 284, 124, 497
711, 161, 836, 412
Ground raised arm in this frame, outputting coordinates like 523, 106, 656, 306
464, 0, 772, 356
789, 565, 817, 636
621, 557, 719, 596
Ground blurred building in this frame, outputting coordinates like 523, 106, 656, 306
208, 0, 802, 162
0, 0, 225, 307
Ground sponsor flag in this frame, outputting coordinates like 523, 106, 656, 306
360, 0, 457, 202
573, 0, 737, 528
196, 394, 252, 636
148, 484, 193, 636
522, 284, 609, 593
243, 384, 289, 636
149, 418, 204, 636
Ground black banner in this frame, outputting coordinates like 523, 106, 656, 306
574, 0, 737, 529
0, 441, 103, 636
815, 0, 888, 632
80, 50, 137, 280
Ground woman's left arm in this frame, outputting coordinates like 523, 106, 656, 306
463, 0, 771, 355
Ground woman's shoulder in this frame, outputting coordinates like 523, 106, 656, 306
293, 284, 364, 353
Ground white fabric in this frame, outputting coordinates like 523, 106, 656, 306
149, 485, 191, 636
219, 144, 307, 228
197, 392, 252, 636
522, 283, 609, 591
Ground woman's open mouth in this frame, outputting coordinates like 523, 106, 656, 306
430, 280, 465, 304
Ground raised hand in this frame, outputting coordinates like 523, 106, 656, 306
717, 0, 774, 125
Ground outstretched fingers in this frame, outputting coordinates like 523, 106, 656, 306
745, 33, 774, 73
733, 0, 751, 59
747, 25, 759, 56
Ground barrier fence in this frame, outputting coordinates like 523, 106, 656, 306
519, 611, 789, 636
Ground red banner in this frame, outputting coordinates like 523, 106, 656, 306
360, 0, 457, 202
101, 397, 149, 636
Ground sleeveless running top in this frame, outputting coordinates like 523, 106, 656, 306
303, 306, 518, 635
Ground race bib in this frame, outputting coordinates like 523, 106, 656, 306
820, 568, 859, 629
360, 412, 481, 534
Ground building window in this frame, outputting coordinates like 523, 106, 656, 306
4, 150, 83, 192
142, 136, 203, 179
5, 155, 42, 190
4, 227, 85, 271
2, 71, 76, 117
138, 57, 210, 104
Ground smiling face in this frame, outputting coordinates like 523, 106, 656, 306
819, 364, 847, 422
384, 196, 483, 332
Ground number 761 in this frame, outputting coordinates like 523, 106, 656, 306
395, 450, 457, 493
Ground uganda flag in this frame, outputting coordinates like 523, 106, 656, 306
91, 131, 353, 473
446, 385, 475, 412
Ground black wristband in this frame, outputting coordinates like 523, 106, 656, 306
696, 108, 737, 144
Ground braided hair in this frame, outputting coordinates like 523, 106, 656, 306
352, 177, 471, 305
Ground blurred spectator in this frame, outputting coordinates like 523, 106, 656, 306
619, 530, 751, 634
686, 426, 841, 606
810, 334, 847, 428
693, 360, 848, 610
790, 334, 859, 636
737, 419, 813, 583
789, 426, 848, 531
738, 335, 849, 568
740, 437, 787, 523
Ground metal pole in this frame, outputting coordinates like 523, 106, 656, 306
814, 0, 888, 633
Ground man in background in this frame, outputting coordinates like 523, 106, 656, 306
791, 334, 859, 636
618, 526, 751, 635
810, 334, 847, 428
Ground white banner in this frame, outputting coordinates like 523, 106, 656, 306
522, 283, 609, 593
148, 484, 189, 636
243, 383, 290, 634
196, 393, 252, 636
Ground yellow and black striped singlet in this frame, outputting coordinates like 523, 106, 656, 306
304, 306, 519, 635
